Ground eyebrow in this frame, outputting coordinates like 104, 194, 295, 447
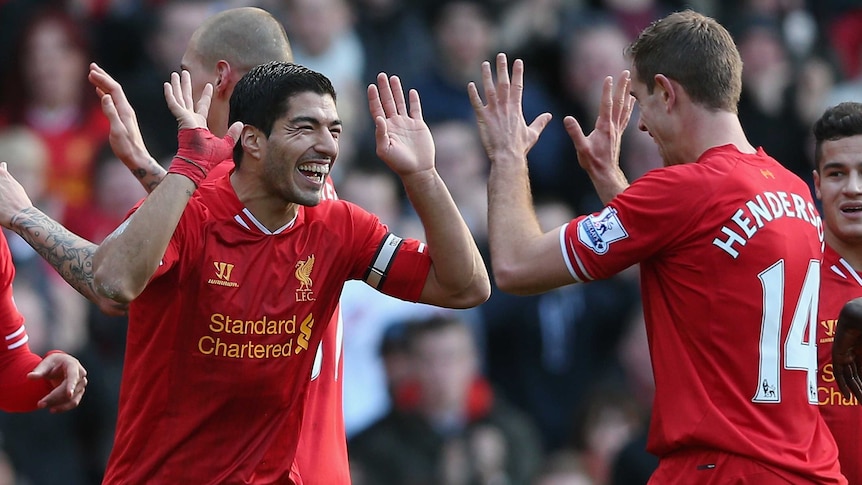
290, 116, 343, 128
822, 160, 850, 171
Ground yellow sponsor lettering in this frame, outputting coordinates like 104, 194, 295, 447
819, 385, 859, 406
198, 335, 294, 359
821, 363, 835, 383
209, 314, 296, 335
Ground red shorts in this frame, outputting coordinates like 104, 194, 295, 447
648, 448, 846, 485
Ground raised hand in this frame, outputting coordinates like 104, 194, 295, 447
88, 63, 161, 176
563, 70, 635, 183
367, 73, 435, 176
163, 71, 241, 186
28, 352, 88, 413
468, 53, 552, 164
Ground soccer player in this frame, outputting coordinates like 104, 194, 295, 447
0, 222, 87, 414
468, 10, 845, 484
0, 7, 352, 482
813, 102, 862, 484
88, 61, 489, 482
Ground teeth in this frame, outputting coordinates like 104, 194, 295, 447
298, 163, 330, 175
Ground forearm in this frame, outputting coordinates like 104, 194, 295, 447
487, 155, 560, 294
9, 207, 101, 304
402, 169, 490, 307
94, 173, 195, 302
488, 156, 543, 269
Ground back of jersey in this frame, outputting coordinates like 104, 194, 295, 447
563, 145, 839, 482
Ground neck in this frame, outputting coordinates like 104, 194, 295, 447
674, 110, 755, 164
827, 233, 862, 271
230, 172, 299, 232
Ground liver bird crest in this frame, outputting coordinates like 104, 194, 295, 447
295, 255, 314, 291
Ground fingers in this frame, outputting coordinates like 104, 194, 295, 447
28, 355, 88, 413
494, 53, 511, 104
375, 72, 397, 118
408, 89, 422, 120
100, 94, 123, 128
612, 70, 631, 124
480, 60, 496, 108
196, 83, 213, 121
36, 375, 87, 413
181, 70, 194, 107
367, 83, 383, 120
388, 75, 407, 116
467, 82, 484, 114
225, 121, 244, 145
599, 75, 614, 127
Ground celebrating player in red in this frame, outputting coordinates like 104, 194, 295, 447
469, 10, 844, 484
90, 61, 489, 483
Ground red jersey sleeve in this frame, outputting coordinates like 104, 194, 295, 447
562, 168, 707, 282
341, 203, 431, 302
0, 233, 51, 412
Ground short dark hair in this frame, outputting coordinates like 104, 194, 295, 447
626, 10, 742, 113
229, 61, 336, 165
813, 102, 862, 171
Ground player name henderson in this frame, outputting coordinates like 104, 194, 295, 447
712, 189, 822, 258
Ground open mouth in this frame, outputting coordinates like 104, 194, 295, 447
298, 162, 330, 184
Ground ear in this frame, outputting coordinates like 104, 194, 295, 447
241, 126, 264, 161
654, 74, 676, 112
214, 60, 233, 97
812, 169, 822, 200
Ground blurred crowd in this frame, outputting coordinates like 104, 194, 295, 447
0, 0, 858, 483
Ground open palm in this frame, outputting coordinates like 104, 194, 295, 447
368, 73, 434, 176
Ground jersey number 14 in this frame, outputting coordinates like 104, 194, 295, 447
753, 259, 819, 404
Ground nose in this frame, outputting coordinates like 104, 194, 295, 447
847, 171, 862, 194
637, 114, 647, 132
316, 130, 339, 158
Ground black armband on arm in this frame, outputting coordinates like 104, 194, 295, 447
364, 233, 403, 290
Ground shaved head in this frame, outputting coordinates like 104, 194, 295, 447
190, 7, 293, 70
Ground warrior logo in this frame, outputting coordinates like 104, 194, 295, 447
208, 262, 239, 287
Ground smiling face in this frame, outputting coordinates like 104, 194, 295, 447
814, 134, 862, 250
257, 91, 341, 206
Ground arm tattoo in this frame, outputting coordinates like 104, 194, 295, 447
10, 207, 101, 302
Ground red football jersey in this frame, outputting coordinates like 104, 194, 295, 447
0, 232, 52, 412
818, 243, 862, 484
102, 175, 430, 484
562, 146, 842, 482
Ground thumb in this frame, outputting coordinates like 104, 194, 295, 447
564, 116, 587, 149
27, 359, 53, 380
529, 112, 553, 135
225, 122, 244, 145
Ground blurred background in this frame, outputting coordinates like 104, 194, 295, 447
0, 0, 857, 483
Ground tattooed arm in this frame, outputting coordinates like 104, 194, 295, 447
0, 163, 127, 316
